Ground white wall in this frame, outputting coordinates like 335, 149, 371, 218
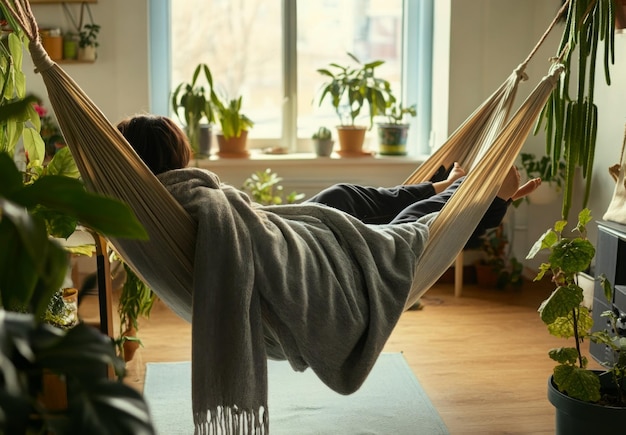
27, 0, 150, 124
26, 0, 626, 270
437, 0, 626, 270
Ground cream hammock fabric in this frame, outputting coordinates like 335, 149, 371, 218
3, 1, 565, 433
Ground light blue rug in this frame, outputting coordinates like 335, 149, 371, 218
144, 353, 448, 435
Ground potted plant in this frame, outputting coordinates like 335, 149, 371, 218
312, 126, 334, 157
519, 153, 566, 205
527, 209, 626, 434
77, 23, 99, 61
474, 224, 523, 289
316, 52, 393, 155
210, 90, 254, 157
114, 260, 156, 361
242, 168, 304, 205
0, 98, 154, 434
377, 101, 416, 156
171, 63, 215, 157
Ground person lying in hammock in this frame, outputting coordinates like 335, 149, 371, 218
116, 114, 540, 431
116, 114, 539, 249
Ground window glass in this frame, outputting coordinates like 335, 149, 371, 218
298, 0, 403, 138
169, 0, 411, 150
171, 0, 283, 139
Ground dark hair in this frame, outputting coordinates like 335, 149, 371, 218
116, 114, 191, 175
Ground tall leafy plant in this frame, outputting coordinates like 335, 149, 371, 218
171, 63, 215, 153
316, 52, 393, 129
535, 0, 618, 219
528, 209, 626, 405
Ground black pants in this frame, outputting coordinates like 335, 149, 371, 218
307, 177, 509, 249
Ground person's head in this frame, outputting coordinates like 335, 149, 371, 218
116, 114, 191, 175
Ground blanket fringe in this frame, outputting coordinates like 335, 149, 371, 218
194, 406, 268, 435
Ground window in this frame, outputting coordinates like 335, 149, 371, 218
149, 0, 433, 155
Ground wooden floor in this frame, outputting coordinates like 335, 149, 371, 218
113, 278, 600, 435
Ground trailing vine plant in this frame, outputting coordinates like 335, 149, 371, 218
535, 0, 618, 219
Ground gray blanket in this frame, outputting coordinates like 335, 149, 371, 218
158, 168, 433, 434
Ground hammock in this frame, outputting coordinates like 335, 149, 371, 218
2, 1, 565, 433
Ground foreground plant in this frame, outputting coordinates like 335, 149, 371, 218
528, 208, 626, 405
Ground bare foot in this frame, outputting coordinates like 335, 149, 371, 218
447, 162, 466, 182
511, 178, 542, 201
433, 162, 466, 193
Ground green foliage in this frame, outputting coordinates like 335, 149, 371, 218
78, 23, 100, 48
0, 310, 154, 434
171, 63, 215, 152
312, 126, 332, 140
384, 101, 417, 125
528, 208, 626, 405
242, 168, 305, 206
316, 52, 393, 128
519, 153, 566, 189
534, 0, 617, 220
114, 261, 156, 358
210, 94, 254, 140
0, 152, 147, 318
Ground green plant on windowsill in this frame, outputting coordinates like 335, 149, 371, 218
316, 52, 393, 129
382, 101, 417, 125
312, 126, 332, 141
210, 91, 254, 140
171, 63, 215, 154
527, 209, 626, 418
242, 168, 305, 206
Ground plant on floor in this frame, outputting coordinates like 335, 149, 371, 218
476, 225, 523, 289
527, 208, 626, 406
115, 260, 156, 361
0, 98, 154, 433
242, 168, 305, 205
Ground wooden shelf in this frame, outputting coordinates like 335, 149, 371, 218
31, 0, 97, 4
56, 59, 96, 64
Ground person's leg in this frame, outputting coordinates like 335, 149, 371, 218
306, 183, 437, 224
390, 167, 542, 248
306, 162, 467, 224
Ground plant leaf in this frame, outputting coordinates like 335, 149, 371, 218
553, 364, 601, 402
539, 285, 584, 325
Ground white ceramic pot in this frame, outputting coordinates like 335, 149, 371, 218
78, 45, 97, 61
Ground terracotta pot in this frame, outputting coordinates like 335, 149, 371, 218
336, 126, 367, 155
122, 325, 140, 362
474, 263, 498, 288
216, 130, 249, 158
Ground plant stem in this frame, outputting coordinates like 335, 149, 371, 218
572, 306, 584, 368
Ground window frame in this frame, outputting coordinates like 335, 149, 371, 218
148, 0, 433, 156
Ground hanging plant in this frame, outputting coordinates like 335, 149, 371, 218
534, 0, 618, 219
